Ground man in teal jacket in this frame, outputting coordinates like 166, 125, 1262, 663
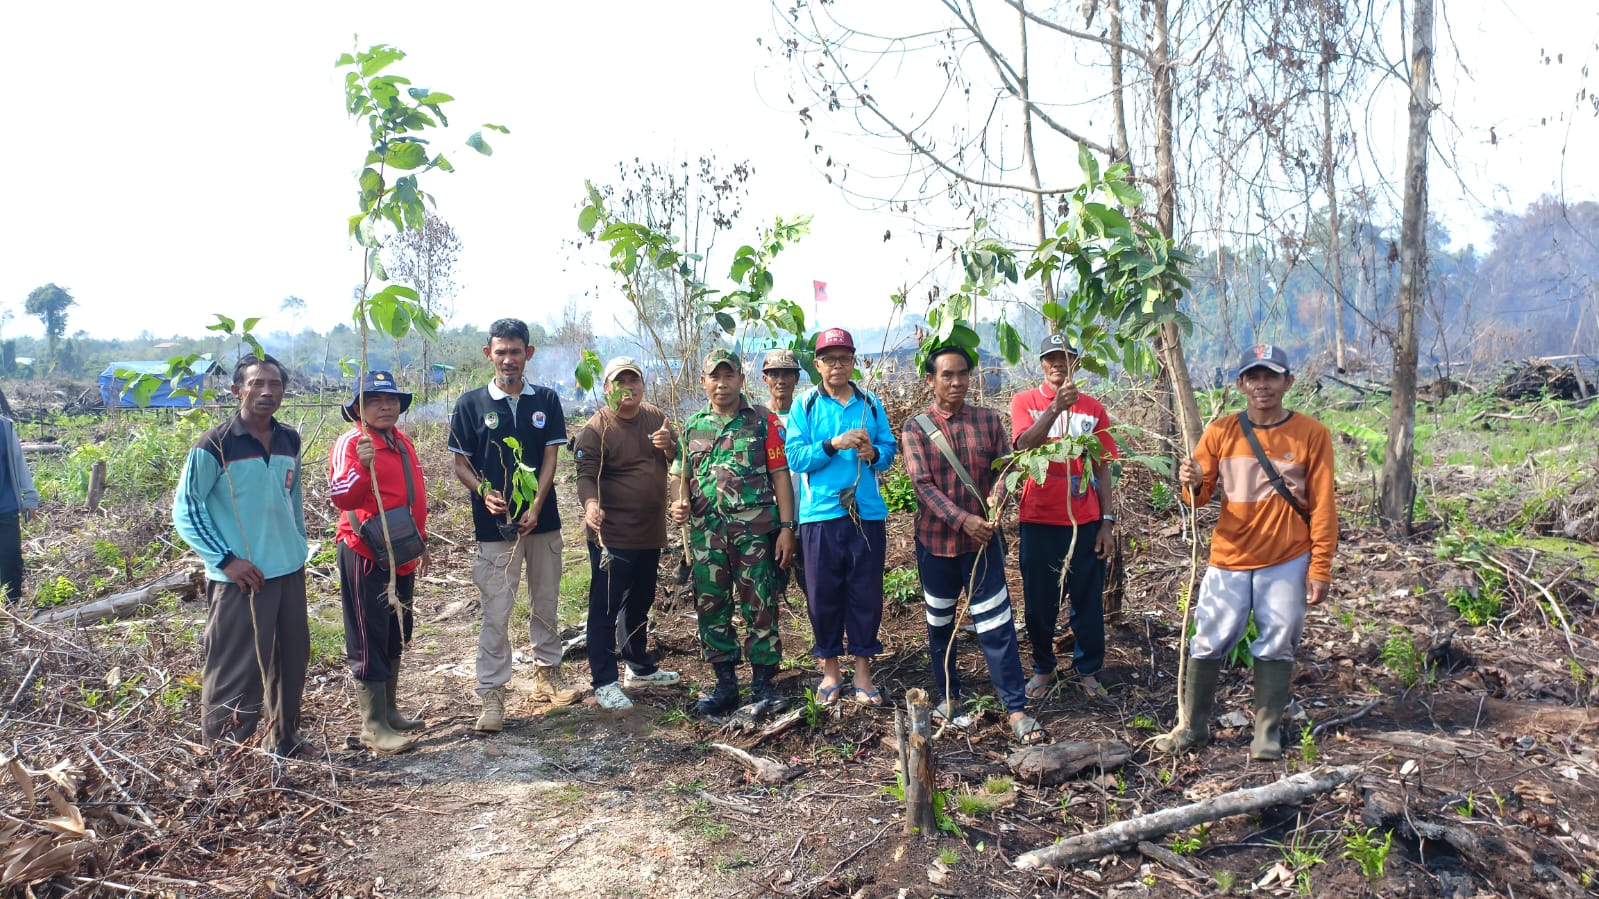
785, 328, 897, 706
172, 355, 311, 757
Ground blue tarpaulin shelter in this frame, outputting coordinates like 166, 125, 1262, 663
99, 361, 218, 408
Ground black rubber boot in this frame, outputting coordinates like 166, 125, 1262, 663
750, 664, 782, 706
385, 660, 424, 732
693, 662, 741, 716
1250, 660, 1294, 761
1154, 658, 1223, 753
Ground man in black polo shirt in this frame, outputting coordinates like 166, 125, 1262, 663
449, 319, 578, 732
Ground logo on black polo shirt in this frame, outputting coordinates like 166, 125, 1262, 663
483, 412, 499, 429
533, 411, 547, 428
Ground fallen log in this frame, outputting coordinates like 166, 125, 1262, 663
1014, 765, 1362, 870
32, 570, 196, 626
709, 742, 797, 785
1008, 740, 1132, 785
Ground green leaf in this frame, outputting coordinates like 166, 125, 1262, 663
995, 320, 1022, 364
715, 312, 736, 334
481, 123, 510, 134
368, 296, 413, 339
1106, 180, 1143, 207
577, 205, 599, 233
369, 249, 388, 281
208, 314, 235, 334
1077, 142, 1101, 185
358, 45, 405, 77
243, 334, 265, 358
242, 317, 262, 333
383, 142, 429, 170
466, 132, 492, 155
355, 215, 381, 248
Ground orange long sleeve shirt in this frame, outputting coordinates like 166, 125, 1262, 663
1183, 410, 1338, 582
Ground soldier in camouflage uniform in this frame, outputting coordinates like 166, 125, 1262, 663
670, 349, 799, 715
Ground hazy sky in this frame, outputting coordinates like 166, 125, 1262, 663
2, 1, 1593, 346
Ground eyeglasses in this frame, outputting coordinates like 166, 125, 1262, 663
816, 355, 856, 368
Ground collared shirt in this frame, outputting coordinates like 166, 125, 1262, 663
785, 382, 897, 523
1009, 382, 1118, 525
172, 415, 307, 582
902, 402, 1008, 558
448, 380, 567, 541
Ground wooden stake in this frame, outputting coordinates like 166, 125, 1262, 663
902, 687, 937, 838
85, 460, 107, 513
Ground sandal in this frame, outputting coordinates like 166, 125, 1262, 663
1024, 671, 1059, 701
932, 699, 973, 730
1075, 674, 1109, 698
815, 683, 844, 707
852, 686, 885, 707
1011, 714, 1049, 746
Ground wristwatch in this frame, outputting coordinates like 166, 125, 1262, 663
1100, 514, 1116, 524
779, 521, 798, 530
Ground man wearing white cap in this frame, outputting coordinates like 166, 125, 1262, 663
574, 357, 680, 710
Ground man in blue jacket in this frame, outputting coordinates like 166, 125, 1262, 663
785, 328, 897, 706
172, 355, 311, 757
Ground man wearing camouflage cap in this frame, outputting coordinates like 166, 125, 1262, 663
669, 349, 799, 715
761, 348, 808, 602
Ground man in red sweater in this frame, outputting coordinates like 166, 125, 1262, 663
1158, 344, 1338, 760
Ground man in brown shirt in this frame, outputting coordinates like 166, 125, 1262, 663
575, 356, 680, 710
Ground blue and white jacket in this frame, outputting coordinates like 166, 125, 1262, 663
172, 416, 307, 582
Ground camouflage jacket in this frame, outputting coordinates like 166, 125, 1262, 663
675, 398, 785, 535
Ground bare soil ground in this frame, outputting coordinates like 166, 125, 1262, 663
3, 384, 1598, 898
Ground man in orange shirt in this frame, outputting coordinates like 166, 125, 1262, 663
1157, 344, 1337, 761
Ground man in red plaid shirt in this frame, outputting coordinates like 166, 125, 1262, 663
903, 346, 1047, 745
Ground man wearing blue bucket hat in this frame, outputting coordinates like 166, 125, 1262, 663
330, 370, 429, 753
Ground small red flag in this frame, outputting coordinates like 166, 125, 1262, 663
813, 280, 829, 303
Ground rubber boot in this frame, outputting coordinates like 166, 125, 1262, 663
750, 664, 782, 706
385, 661, 424, 732
1154, 658, 1223, 753
1250, 660, 1294, 761
357, 681, 416, 754
693, 662, 741, 716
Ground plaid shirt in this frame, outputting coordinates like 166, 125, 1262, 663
902, 402, 1008, 557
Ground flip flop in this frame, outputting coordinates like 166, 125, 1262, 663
1011, 714, 1049, 746
852, 686, 885, 707
815, 683, 844, 707
931, 699, 973, 730
1024, 671, 1060, 701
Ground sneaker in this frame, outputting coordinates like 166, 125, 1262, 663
593, 682, 633, 710
623, 667, 681, 687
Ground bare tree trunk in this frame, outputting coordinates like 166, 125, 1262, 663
1379, 0, 1433, 535
1017, 3, 1055, 306
1321, 10, 1348, 373
1107, 0, 1130, 164
1150, 0, 1203, 451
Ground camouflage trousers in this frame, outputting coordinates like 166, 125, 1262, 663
690, 521, 782, 666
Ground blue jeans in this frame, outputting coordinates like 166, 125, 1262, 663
917, 536, 1028, 714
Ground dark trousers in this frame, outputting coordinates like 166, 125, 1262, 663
586, 544, 663, 688
917, 536, 1028, 713
801, 516, 886, 659
772, 531, 808, 600
1020, 521, 1106, 678
0, 511, 22, 601
200, 570, 310, 754
338, 543, 414, 683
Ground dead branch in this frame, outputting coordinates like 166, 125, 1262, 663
1136, 840, 1209, 882
1007, 740, 1132, 785
709, 742, 798, 784
31, 569, 196, 626
1014, 765, 1363, 870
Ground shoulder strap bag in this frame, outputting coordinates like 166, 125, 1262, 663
348, 436, 426, 569
1235, 412, 1311, 525
913, 413, 988, 518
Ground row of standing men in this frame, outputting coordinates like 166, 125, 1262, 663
171, 318, 1336, 760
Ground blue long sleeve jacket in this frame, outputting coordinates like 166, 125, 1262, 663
784, 383, 897, 523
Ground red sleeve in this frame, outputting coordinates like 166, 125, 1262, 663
765, 413, 788, 471
1009, 391, 1033, 446
328, 428, 373, 511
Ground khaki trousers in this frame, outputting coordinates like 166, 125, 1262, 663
474, 531, 563, 694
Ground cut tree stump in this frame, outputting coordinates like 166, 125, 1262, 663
901, 688, 937, 838
31, 570, 197, 626
85, 460, 107, 512
1014, 765, 1362, 870
1007, 740, 1132, 785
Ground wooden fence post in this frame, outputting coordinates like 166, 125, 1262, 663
903, 687, 937, 838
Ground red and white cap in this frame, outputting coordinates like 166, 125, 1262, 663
814, 328, 855, 352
